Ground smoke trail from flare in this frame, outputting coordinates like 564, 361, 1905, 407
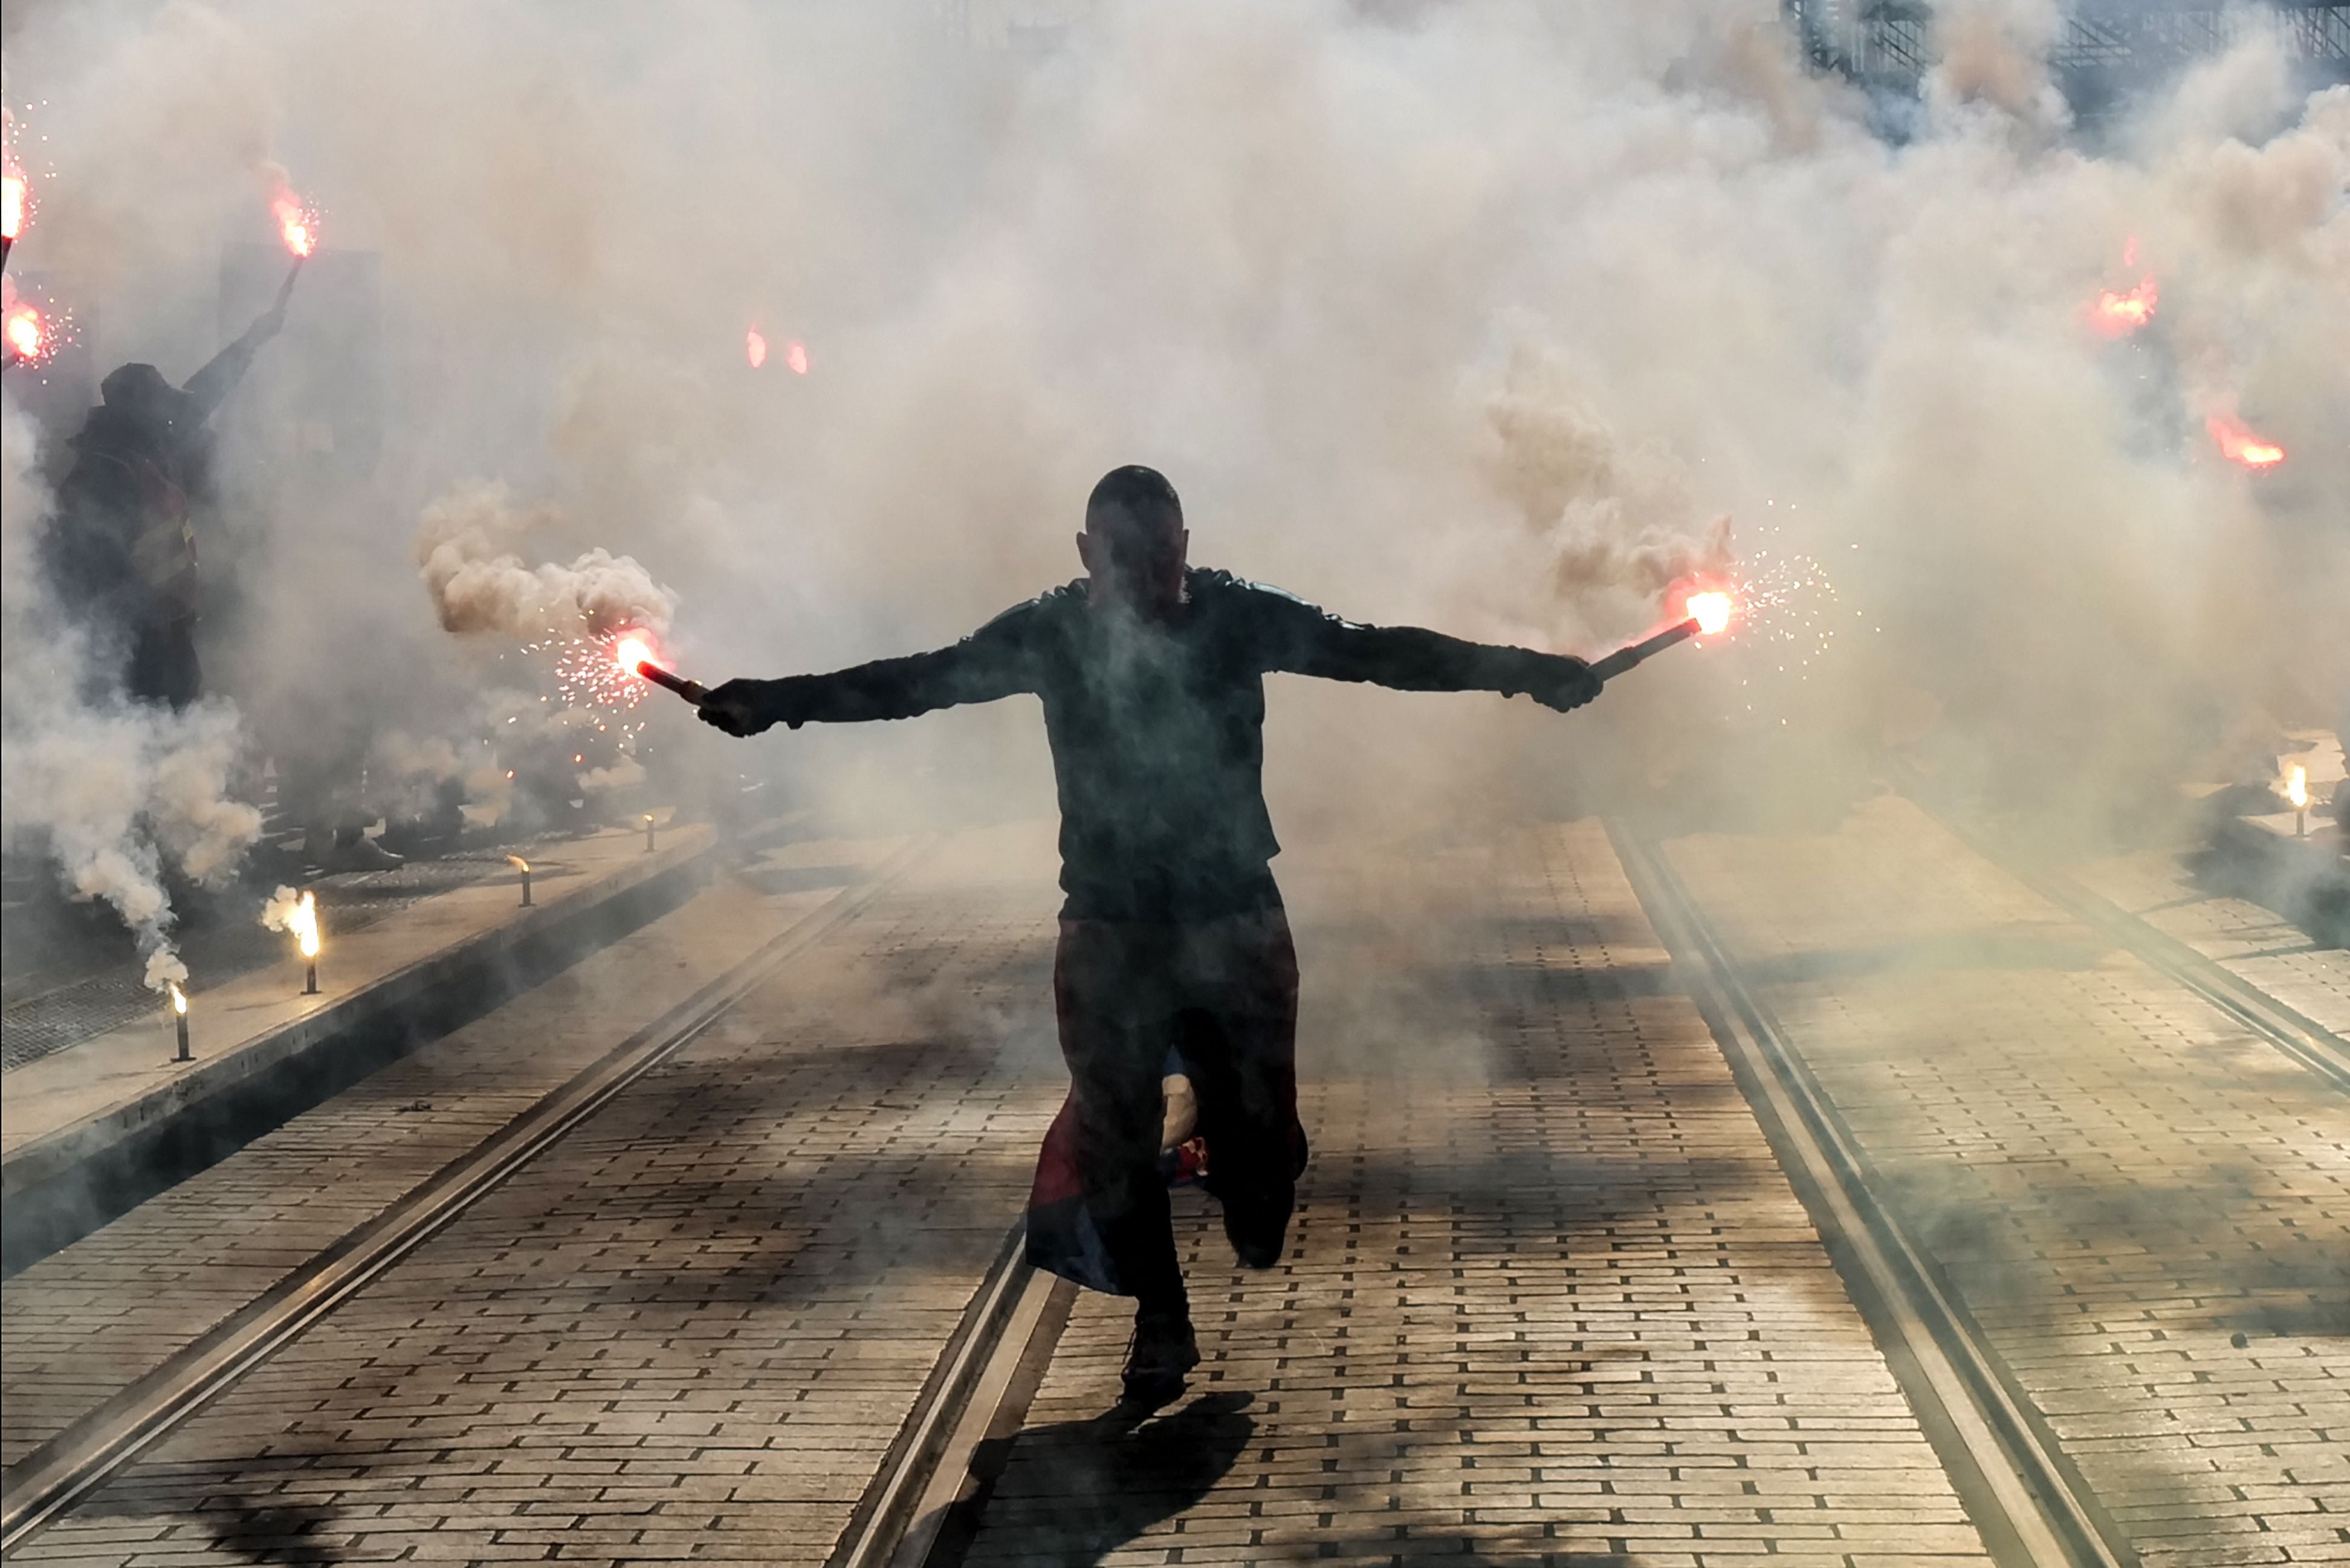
416, 480, 678, 639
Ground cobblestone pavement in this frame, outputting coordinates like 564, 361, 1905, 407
1, 836, 902, 1470
8, 826, 1070, 1564
961, 820, 1990, 1568
2076, 847, 2350, 1038
1665, 793, 2350, 1568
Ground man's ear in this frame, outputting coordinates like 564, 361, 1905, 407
1076, 531, 1098, 574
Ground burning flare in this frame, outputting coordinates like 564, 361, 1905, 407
507, 854, 530, 874
782, 339, 810, 376
4, 300, 45, 361
169, 981, 188, 1016
2207, 415, 2284, 470
291, 889, 321, 959
1, 170, 23, 242
271, 183, 319, 258
2287, 765, 2309, 810
746, 329, 768, 369
1686, 591, 1733, 637
2090, 276, 2157, 337
614, 633, 654, 675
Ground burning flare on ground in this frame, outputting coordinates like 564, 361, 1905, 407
2287, 765, 2309, 811
507, 854, 530, 874
2207, 415, 2284, 470
291, 890, 320, 959
746, 328, 767, 369
169, 980, 188, 1016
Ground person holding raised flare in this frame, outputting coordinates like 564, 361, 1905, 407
696, 465, 1601, 1407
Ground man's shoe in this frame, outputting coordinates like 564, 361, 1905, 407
1121, 1312, 1199, 1408
1222, 1195, 1290, 1270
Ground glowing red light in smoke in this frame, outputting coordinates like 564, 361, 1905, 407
782, 339, 809, 376
2090, 276, 2157, 337
4, 303, 45, 361
271, 184, 319, 257
1, 108, 25, 242
2207, 415, 2284, 470
745, 329, 768, 369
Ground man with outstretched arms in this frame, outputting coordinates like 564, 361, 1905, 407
699, 465, 1600, 1406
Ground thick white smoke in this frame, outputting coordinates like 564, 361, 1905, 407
416, 480, 678, 640
1, 397, 264, 989
0, 0, 2341, 871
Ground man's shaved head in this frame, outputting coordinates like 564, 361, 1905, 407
1086, 465, 1182, 535
1079, 465, 1190, 616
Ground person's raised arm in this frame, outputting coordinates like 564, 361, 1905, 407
1252, 585, 1600, 713
180, 294, 289, 421
698, 597, 1045, 737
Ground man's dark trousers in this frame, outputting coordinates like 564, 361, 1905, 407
1027, 905, 1307, 1313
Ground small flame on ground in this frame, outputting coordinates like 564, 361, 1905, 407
782, 339, 809, 376
746, 329, 768, 369
2287, 765, 2309, 810
1686, 591, 1734, 637
291, 889, 321, 959
2207, 415, 2284, 469
169, 982, 188, 1016
507, 854, 530, 873
271, 185, 319, 257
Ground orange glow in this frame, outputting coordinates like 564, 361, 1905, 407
271, 187, 318, 257
1, 173, 23, 241
2287, 765, 2309, 810
2207, 415, 2284, 470
507, 854, 530, 873
169, 981, 188, 1016
1686, 591, 1733, 637
4, 303, 44, 361
746, 329, 768, 369
2089, 276, 2157, 337
291, 890, 321, 960
615, 633, 654, 674
782, 339, 809, 376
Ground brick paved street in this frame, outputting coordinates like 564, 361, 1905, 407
8, 826, 1069, 1564
1665, 794, 2350, 1568
2076, 847, 2350, 1039
959, 821, 1989, 1567
12, 802, 2341, 1564
0, 835, 905, 1471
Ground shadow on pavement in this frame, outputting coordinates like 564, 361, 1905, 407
935, 1390, 1255, 1567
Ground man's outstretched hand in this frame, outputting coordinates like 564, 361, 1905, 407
697, 678, 791, 737
1524, 654, 1602, 713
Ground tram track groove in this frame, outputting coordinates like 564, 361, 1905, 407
1608, 818, 2136, 1568
1895, 782, 2349, 1091
0, 834, 939, 1553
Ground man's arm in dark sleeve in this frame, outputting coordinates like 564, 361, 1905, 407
1252, 585, 1601, 711
180, 299, 290, 420
698, 598, 1043, 737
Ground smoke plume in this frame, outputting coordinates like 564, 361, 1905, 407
415, 480, 678, 640
2, 399, 264, 988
